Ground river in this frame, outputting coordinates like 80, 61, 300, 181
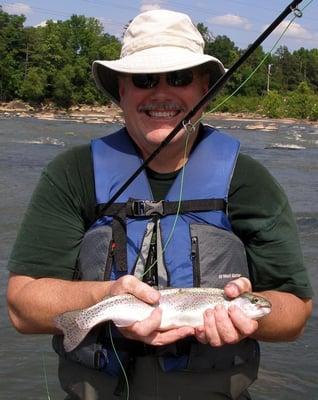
0, 115, 317, 399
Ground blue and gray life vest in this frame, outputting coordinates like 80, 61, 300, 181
53, 125, 259, 383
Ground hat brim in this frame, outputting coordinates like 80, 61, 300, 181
92, 46, 226, 106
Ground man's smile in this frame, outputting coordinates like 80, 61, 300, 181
138, 103, 184, 119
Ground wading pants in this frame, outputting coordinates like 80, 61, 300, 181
59, 356, 254, 400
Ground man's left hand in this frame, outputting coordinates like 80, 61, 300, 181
194, 277, 259, 346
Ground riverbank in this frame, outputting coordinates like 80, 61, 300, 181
1, 101, 317, 129
0, 101, 123, 124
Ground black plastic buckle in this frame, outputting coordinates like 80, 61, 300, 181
131, 200, 164, 216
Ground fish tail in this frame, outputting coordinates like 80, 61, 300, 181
54, 310, 91, 353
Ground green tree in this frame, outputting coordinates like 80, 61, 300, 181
305, 49, 318, 91
52, 65, 75, 108
196, 23, 215, 51
99, 33, 121, 60
262, 91, 285, 118
235, 45, 267, 96
20, 67, 47, 102
1, 9, 316, 116
206, 35, 239, 67
273, 46, 302, 92
286, 81, 315, 119
0, 9, 26, 100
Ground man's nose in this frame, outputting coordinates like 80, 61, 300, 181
155, 75, 170, 90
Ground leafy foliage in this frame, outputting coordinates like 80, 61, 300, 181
0, 9, 317, 119
0, 9, 121, 106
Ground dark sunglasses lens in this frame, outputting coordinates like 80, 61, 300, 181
167, 70, 193, 87
132, 74, 160, 89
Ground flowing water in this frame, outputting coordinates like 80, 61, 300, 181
0, 115, 317, 399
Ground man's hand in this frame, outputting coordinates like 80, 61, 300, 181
194, 277, 258, 346
110, 275, 195, 345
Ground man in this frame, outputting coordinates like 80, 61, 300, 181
7, 9, 312, 400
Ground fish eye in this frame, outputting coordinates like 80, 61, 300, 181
251, 297, 259, 304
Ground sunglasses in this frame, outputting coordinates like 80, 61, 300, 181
131, 69, 194, 89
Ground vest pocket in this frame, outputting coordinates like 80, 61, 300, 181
185, 339, 260, 398
190, 224, 249, 288
77, 224, 114, 281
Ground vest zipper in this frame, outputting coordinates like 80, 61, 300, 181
191, 236, 200, 287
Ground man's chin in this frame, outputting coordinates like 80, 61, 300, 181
145, 128, 186, 144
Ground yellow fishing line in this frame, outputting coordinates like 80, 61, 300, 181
109, 129, 192, 399
194, 0, 314, 127
140, 127, 191, 279
143, 0, 315, 278
108, 323, 130, 400
41, 352, 52, 400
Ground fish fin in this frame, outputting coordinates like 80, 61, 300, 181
55, 310, 91, 353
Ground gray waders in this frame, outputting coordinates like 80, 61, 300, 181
59, 353, 256, 400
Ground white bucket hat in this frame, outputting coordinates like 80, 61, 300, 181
92, 9, 226, 105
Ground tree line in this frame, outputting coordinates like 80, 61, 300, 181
1, 8, 317, 119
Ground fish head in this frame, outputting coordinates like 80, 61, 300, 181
233, 293, 272, 319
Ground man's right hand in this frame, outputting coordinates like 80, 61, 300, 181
110, 275, 195, 346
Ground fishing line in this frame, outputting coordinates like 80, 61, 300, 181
141, 0, 314, 278
41, 352, 52, 400
97, 0, 304, 216
162, 127, 192, 251
194, 0, 314, 126
140, 127, 192, 280
109, 130, 192, 400
107, 3, 314, 395
108, 323, 130, 400
106, 2, 313, 393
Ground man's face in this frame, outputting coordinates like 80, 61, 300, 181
118, 68, 209, 157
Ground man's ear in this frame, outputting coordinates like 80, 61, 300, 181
204, 74, 210, 94
118, 76, 125, 100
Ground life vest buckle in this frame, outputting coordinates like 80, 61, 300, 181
131, 200, 164, 216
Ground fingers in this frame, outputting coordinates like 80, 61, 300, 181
194, 304, 258, 347
121, 327, 194, 346
119, 307, 194, 345
119, 307, 162, 339
199, 306, 237, 346
229, 305, 258, 336
208, 306, 238, 345
224, 277, 252, 298
111, 276, 193, 346
195, 326, 208, 344
145, 326, 195, 346
110, 275, 160, 304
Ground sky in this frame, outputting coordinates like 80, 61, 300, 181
2, 0, 318, 52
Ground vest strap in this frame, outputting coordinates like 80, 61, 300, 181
96, 198, 226, 219
96, 198, 227, 274
112, 215, 127, 272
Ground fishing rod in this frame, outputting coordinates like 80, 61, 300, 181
99, 0, 304, 214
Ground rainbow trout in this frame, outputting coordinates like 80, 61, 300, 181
55, 288, 271, 352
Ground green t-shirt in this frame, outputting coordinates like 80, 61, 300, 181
7, 140, 313, 298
